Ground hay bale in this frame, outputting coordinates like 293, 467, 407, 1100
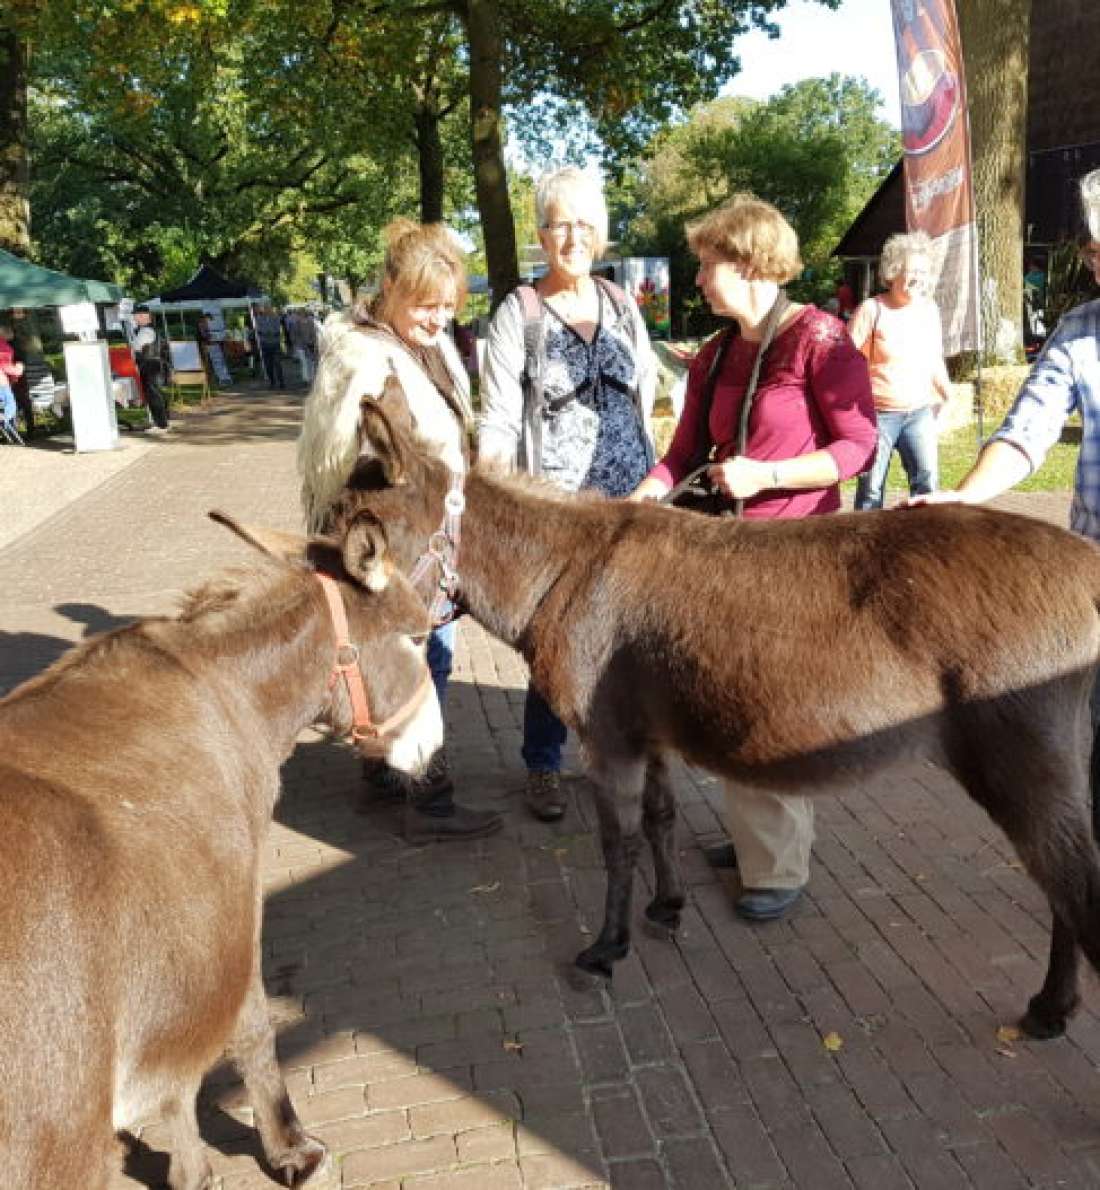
973, 365, 1030, 421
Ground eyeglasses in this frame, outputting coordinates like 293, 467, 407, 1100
543, 220, 596, 241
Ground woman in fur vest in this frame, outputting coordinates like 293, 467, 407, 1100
297, 219, 502, 843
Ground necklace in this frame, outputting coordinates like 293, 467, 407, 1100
546, 282, 592, 322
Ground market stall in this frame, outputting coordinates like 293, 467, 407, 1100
142, 265, 269, 383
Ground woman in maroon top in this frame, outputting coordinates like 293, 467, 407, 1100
631, 194, 876, 920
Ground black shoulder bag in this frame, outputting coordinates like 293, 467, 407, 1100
660, 292, 788, 517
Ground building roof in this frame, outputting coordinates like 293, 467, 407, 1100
0, 249, 125, 308
150, 263, 263, 304
831, 162, 905, 259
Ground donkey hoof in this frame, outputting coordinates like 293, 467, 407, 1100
566, 964, 609, 992
275, 1137, 330, 1186
643, 901, 681, 940
1019, 1006, 1067, 1041
572, 945, 616, 986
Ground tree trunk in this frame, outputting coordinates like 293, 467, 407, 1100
414, 104, 446, 224
465, 0, 518, 307
0, 27, 31, 256
957, 0, 1031, 362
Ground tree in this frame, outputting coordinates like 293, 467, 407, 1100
618, 78, 899, 331
20, 1, 426, 293
0, 27, 30, 255
957, 0, 1032, 361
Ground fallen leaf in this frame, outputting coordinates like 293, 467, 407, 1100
468, 881, 500, 895
995, 1047, 1018, 1059
822, 1031, 844, 1052
502, 1038, 524, 1053
995, 1024, 1021, 1045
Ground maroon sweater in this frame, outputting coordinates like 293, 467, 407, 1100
650, 306, 876, 519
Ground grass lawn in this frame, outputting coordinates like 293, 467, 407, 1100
859, 422, 1077, 500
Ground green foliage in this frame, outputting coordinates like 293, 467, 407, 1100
1042, 241, 1098, 333
615, 76, 899, 333
23, 0, 461, 294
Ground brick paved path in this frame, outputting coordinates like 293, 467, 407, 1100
3, 392, 1099, 1188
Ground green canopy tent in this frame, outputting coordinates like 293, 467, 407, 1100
0, 249, 124, 308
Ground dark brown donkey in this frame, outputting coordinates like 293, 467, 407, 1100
339, 394, 1100, 1042
0, 511, 441, 1190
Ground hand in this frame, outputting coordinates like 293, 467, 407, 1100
12, 362, 24, 378
707, 456, 769, 500
897, 489, 970, 509
627, 477, 668, 503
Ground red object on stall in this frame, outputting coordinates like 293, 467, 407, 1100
109, 344, 144, 405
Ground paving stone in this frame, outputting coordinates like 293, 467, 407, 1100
591, 1088, 658, 1159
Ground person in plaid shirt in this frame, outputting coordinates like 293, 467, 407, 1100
911, 167, 1100, 534
909, 166, 1100, 829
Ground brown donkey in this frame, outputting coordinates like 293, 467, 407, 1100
339, 394, 1100, 1042
0, 511, 441, 1190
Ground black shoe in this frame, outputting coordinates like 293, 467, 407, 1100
735, 886, 804, 922
703, 841, 738, 870
360, 757, 407, 804
403, 801, 503, 843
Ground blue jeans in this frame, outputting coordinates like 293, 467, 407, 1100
427, 620, 455, 708
522, 684, 568, 773
855, 406, 938, 510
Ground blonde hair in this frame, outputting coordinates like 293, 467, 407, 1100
364, 219, 467, 327
878, 230, 932, 286
1081, 168, 1100, 242
686, 194, 802, 284
535, 167, 610, 258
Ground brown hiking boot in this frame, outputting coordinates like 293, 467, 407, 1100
525, 770, 565, 822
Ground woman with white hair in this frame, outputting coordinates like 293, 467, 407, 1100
298, 218, 502, 844
479, 165, 656, 823
848, 230, 952, 508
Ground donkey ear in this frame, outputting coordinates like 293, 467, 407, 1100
209, 510, 307, 561
358, 396, 408, 487
341, 510, 393, 592
378, 370, 415, 434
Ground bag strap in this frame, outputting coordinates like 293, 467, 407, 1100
657, 329, 735, 507
869, 297, 882, 369
659, 292, 788, 516
731, 291, 788, 516
515, 284, 546, 475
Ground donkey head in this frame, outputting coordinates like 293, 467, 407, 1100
332, 380, 452, 576
209, 509, 443, 774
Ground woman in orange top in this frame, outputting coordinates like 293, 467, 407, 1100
848, 231, 952, 508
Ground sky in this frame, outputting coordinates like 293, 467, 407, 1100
721, 0, 901, 128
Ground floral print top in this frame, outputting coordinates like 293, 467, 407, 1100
479, 283, 656, 494
537, 291, 652, 496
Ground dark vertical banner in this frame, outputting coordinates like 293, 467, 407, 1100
890, 0, 979, 355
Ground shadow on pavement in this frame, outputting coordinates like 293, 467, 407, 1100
0, 604, 136, 696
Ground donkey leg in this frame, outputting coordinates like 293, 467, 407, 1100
575, 754, 647, 982
1021, 914, 1080, 1039
159, 1075, 214, 1190
951, 724, 1097, 1039
228, 959, 328, 1185
640, 754, 685, 939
